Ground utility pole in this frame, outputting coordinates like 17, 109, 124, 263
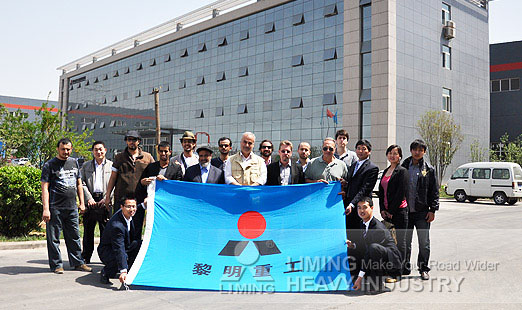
153, 87, 160, 159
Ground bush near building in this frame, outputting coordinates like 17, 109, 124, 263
0, 165, 42, 237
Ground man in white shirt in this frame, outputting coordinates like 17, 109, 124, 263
224, 132, 267, 185
171, 131, 199, 175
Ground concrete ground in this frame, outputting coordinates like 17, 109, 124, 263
1, 198, 521, 309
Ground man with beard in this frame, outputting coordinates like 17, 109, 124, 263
105, 131, 154, 232
135, 141, 182, 239
266, 140, 305, 185
171, 131, 199, 175
297, 142, 311, 171
224, 132, 267, 186
259, 139, 273, 165
211, 137, 232, 171
184, 146, 224, 184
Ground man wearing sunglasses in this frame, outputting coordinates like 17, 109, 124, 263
304, 137, 348, 183
259, 139, 274, 165
266, 140, 305, 185
211, 137, 232, 171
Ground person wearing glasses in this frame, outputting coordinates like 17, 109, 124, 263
259, 139, 274, 165
266, 140, 305, 186
211, 137, 232, 171
224, 132, 267, 185
304, 137, 348, 183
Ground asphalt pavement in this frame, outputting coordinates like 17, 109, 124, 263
1, 198, 521, 309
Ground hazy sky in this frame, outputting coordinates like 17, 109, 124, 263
0, 0, 519, 102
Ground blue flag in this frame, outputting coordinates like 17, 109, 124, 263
126, 181, 352, 292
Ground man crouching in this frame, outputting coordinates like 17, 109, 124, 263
97, 196, 142, 284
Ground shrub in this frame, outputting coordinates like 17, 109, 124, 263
0, 165, 42, 237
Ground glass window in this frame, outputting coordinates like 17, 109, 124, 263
217, 36, 227, 46
451, 168, 469, 179
291, 55, 304, 67
442, 88, 451, 112
322, 93, 336, 105
362, 53, 371, 90
124, 67, 130, 74
69, 85, 74, 90
216, 71, 226, 82
514, 165, 522, 179
237, 104, 248, 114
491, 80, 500, 92
324, 48, 337, 61
263, 101, 272, 111
292, 14, 304, 25
240, 30, 249, 41
164, 54, 171, 62
501, 79, 509, 91
180, 48, 188, 57
135, 90, 141, 98
324, 4, 338, 17
162, 84, 169, 92
510, 78, 520, 91
94, 77, 99, 83
290, 97, 303, 109
238, 66, 249, 77
216, 107, 224, 116
361, 101, 371, 140
113, 70, 119, 77
110, 120, 116, 127
264, 22, 275, 33
112, 96, 118, 102
85, 80, 90, 86
179, 80, 186, 89
136, 63, 143, 70
198, 43, 207, 52
442, 45, 451, 69
99, 121, 105, 129
362, 5, 371, 42
472, 168, 490, 179
102, 74, 108, 80
101, 97, 107, 104
149, 58, 156, 66
197, 76, 205, 85
442, 3, 451, 24
492, 169, 510, 180
195, 109, 204, 118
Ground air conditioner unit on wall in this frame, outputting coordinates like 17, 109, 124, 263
444, 20, 456, 40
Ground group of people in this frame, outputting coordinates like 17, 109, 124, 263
40, 128, 439, 291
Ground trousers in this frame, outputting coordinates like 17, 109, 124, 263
46, 207, 85, 270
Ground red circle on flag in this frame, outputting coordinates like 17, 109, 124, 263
237, 211, 266, 239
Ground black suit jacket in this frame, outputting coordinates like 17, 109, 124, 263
360, 217, 402, 273
97, 210, 134, 272
136, 161, 183, 204
378, 165, 410, 215
183, 164, 225, 184
401, 157, 439, 213
344, 159, 379, 207
266, 161, 305, 185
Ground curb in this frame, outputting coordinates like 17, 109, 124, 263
0, 238, 100, 250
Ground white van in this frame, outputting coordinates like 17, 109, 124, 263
446, 162, 522, 205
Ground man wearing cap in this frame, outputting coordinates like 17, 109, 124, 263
183, 146, 224, 184
171, 131, 199, 176
105, 130, 154, 240
224, 132, 267, 186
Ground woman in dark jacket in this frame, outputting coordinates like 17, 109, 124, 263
378, 144, 410, 275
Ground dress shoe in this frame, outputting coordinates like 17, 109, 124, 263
53, 267, 64, 274
385, 277, 398, 283
74, 264, 92, 272
100, 271, 111, 284
420, 271, 430, 280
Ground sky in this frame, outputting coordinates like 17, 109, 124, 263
0, 0, 520, 102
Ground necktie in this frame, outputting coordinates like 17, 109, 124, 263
353, 162, 361, 176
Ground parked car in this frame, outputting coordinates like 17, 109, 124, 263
11, 158, 30, 166
445, 162, 522, 205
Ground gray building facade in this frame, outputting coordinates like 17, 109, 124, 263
58, 0, 489, 173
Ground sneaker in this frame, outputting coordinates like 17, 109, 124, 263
420, 271, 429, 280
54, 267, 64, 274
74, 264, 92, 272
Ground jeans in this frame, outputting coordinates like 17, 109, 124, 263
404, 211, 431, 273
46, 208, 85, 270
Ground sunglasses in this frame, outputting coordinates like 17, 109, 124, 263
219, 144, 230, 148
323, 147, 334, 152
261, 145, 272, 149
127, 137, 138, 142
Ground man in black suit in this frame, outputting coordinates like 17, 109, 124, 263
346, 197, 401, 291
266, 140, 305, 185
342, 139, 379, 275
98, 196, 142, 284
183, 146, 225, 184
135, 141, 182, 240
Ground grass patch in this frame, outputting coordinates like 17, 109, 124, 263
440, 185, 452, 199
0, 223, 100, 242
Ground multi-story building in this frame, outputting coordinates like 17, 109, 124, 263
58, 0, 489, 172
0, 95, 58, 123
490, 40, 522, 147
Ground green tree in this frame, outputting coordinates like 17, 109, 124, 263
470, 139, 488, 162
0, 106, 34, 162
491, 134, 522, 167
417, 110, 464, 183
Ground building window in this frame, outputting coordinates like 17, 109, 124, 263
238, 66, 248, 77
124, 67, 130, 74
102, 74, 108, 80
112, 95, 118, 102
217, 36, 227, 46
149, 58, 156, 66
361, 101, 371, 140
237, 104, 248, 114
442, 45, 451, 69
109, 120, 116, 127
322, 93, 337, 105
135, 90, 141, 97
263, 101, 272, 111
101, 97, 107, 104
195, 109, 204, 118
324, 4, 338, 17
292, 13, 304, 25
442, 3, 451, 24
136, 63, 143, 70
85, 80, 90, 86
511, 78, 520, 90
323, 48, 337, 61
362, 53, 371, 89
99, 121, 105, 129
113, 70, 119, 77
442, 88, 451, 112
240, 30, 249, 41
180, 48, 188, 57
164, 54, 171, 62
290, 97, 303, 109
94, 77, 99, 83
179, 80, 186, 89
162, 84, 169, 92
501, 79, 509, 91
264, 22, 275, 33
291, 55, 304, 67
198, 43, 207, 52
69, 85, 74, 90
362, 5, 371, 42
197, 76, 205, 85
491, 80, 500, 92
216, 71, 226, 82
216, 107, 224, 116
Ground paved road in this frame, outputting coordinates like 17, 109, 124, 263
1, 199, 521, 309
